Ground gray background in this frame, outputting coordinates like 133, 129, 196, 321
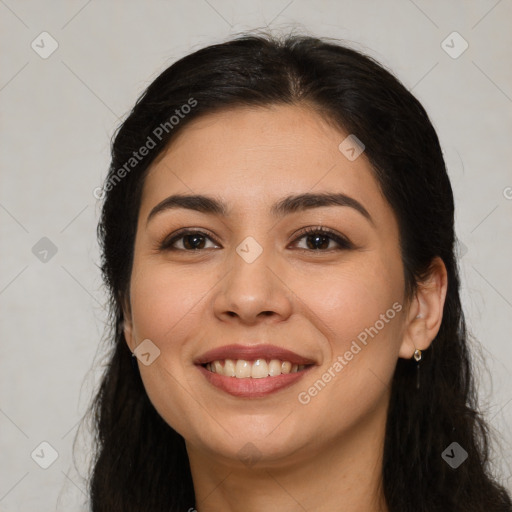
1, 0, 511, 510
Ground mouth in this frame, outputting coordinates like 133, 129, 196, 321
194, 344, 316, 398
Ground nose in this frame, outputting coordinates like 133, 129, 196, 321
212, 243, 293, 325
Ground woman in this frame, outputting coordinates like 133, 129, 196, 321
85, 31, 512, 511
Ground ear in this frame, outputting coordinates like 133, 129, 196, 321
120, 292, 135, 353
398, 256, 448, 359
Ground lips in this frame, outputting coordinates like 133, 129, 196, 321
194, 344, 316, 398
197, 364, 313, 397
194, 344, 317, 366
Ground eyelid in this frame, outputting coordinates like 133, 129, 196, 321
158, 227, 221, 251
290, 225, 353, 250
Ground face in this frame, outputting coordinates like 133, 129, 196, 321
124, 104, 412, 468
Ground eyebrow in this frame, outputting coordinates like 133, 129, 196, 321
146, 192, 374, 226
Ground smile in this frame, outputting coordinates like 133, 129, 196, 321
194, 343, 317, 397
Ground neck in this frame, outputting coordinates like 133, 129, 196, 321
186, 397, 390, 512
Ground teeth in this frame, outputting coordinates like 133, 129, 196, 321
251, 359, 268, 379
224, 358, 236, 377
235, 359, 252, 378
281, 361, 292, 374
205, 358, 309, 378
268, 359, 282, 376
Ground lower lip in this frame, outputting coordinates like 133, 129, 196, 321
196, 364, 312, 398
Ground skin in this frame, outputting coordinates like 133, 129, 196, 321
123, 104, 448, 512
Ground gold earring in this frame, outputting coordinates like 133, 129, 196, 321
413, 349, 422, 362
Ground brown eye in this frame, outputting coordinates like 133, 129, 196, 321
291, 226, 353, 251
159, 230, 219, 251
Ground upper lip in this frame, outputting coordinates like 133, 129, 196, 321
194, 344, 317, 366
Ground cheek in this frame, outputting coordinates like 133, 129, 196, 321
128, 263, 221, 438
291, 255, 404, 350
129, 262, 214, 343
289, 258, 404, 429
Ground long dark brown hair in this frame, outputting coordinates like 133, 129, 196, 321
82, 31, 512, 511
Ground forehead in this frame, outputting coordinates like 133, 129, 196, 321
140, 104, 393, 226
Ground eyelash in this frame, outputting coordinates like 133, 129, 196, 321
158, 226, 353, 253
